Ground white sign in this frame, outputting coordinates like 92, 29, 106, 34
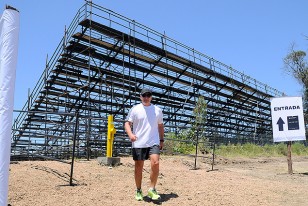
270, 96, 306, 142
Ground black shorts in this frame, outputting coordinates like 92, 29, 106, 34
132, 145, 160, 161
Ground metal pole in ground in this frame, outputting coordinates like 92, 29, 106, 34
194, 127, 199, 170
211, 139, 216, 171
70, 111, 79, 186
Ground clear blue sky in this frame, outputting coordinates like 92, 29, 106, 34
1, 0, 308, 110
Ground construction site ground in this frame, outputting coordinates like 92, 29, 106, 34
8, 155, 308, 206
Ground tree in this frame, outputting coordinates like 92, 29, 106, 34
193, 96, 207, 130
192, 96, 207, 142
283, 44, 308, 86
283, 43, 308, 125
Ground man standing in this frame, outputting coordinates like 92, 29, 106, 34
124, 88, 164, 201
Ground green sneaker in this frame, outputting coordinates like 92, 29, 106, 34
148, 188, 161, 200
135, 189, 143, 201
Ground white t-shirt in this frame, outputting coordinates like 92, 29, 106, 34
126, 103, 163, 148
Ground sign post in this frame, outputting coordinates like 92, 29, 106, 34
287, 141, 292, 174
270, 96, 306, 174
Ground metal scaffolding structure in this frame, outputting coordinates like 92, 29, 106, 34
11, 2, 285, 160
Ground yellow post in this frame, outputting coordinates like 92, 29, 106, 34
106, 115, 116, 157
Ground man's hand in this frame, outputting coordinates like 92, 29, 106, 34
160, 141, 164, 150
129, 134, 137, 142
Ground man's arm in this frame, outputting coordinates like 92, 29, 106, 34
158, 123, 164, 149
124, 121, 137, 142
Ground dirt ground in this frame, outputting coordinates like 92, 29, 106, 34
8, 155, 308, 206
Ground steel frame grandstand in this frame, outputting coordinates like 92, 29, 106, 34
11, 1, 284, 160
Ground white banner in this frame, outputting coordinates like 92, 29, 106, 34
0, 6, 20, 206
270, 96, 306, 142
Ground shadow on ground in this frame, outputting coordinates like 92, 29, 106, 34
143, 192, 179, 205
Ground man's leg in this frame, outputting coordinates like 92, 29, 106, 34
135, 160, 144, 189
149, 154, 160, 189
148, 153, 161, 200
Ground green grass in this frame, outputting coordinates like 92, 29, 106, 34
164, 132, 196, 155
164, 131, 308, 157
215, 142, 308, 158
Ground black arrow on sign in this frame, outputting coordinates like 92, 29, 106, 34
277, 117, 285, 131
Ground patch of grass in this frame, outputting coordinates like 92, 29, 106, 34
292, 142, 308, 155
164, 133, 195, 155
215, 142, 308, 158
164, 131, 308, 158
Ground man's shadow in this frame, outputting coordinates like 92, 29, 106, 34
143, 192, 179, 205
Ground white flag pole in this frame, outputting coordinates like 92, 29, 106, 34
0, 6, 20, 206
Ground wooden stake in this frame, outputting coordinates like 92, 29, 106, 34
287, 141, 293, 175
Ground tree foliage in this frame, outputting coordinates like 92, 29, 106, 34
283, 44, 308, 86
164, 96, 209, 155
193, 96, 207, 137
283, 43, 308, 125
193, 96, 207, 125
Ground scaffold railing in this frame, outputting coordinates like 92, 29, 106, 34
12, 1, 284, 159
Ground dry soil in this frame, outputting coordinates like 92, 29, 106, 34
8, 155, 308, 206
